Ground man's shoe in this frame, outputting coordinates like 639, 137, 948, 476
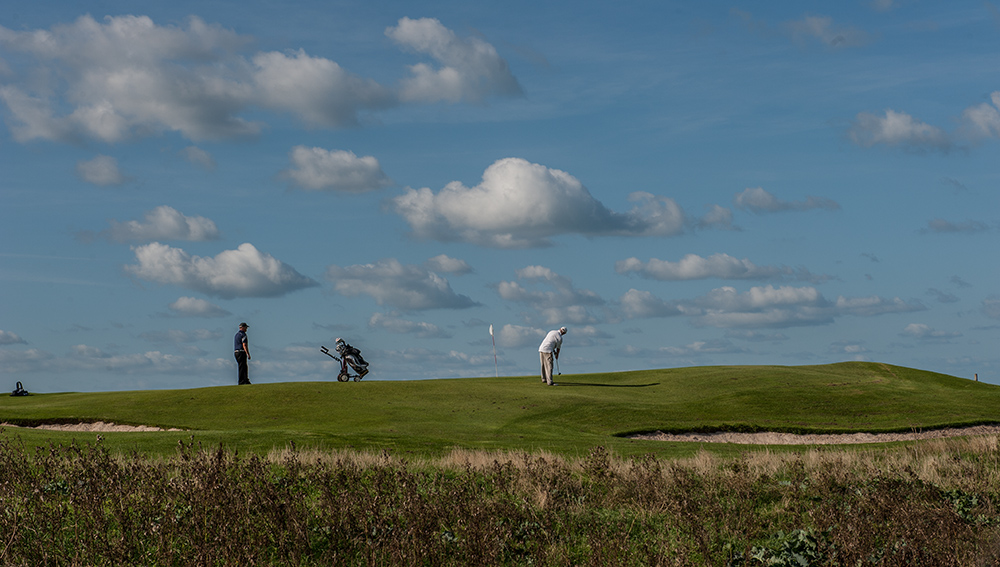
549, 383, 557, 386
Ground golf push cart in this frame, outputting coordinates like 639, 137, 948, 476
319, 339, 370, 382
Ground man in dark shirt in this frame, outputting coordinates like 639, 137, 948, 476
234, 322, 251, 385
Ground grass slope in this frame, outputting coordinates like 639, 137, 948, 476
1, 362, 997, 458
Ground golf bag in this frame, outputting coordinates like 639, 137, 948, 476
320, 339, 369, 382
10, 381, 28, 396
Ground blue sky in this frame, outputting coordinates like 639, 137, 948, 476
2, 1, 999, 392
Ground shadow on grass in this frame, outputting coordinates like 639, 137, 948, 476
556, 382, 660, 388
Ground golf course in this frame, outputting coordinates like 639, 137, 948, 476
1, 361, 997, 457
4, 361, 1000, 565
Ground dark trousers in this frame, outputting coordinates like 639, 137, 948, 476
235, 350, 250, 385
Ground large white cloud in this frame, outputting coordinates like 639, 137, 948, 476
126, 242, 318, 298
390, 158, 687, 248
0, 14, 520, 144
325, 258, 479, 311
616, 253, 832, 283
106, 206, 220, 242
0, 15, 259, 142
283, 146, 392, 192
386, 17, 522, 103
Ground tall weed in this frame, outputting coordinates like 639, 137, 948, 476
1, 433, 1000, 565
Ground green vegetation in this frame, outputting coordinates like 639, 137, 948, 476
1, 434, 999, 565
1, 362, 996, 457
2, 362, 1000, 565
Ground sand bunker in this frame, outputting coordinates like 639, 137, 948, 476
1, 421, 182, 432
630, 424, 1000, 445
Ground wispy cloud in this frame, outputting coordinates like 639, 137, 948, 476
76, 155, 130, 186
0, 330, 27, 345
326, 258, 479, 311
616, 253, 833, 283
167, 297, 231, 318
497, 265, 606, 325
368, 313, 451, 338
920, 219, 991, 234
734, 187, 840, 214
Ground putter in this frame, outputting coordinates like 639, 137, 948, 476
556, 357, 561, 375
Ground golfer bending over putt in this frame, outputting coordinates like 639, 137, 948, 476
538, 326, 567, 386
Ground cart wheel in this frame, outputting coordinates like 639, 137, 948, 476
337, 372, 349, 382
353, 375, 361, 382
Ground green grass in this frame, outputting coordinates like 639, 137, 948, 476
1, 362, 997, 458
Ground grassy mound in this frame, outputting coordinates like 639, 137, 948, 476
1, 362, 996, 457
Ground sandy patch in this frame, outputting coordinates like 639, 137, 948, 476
630, 424, 1000, 445
1, 421, 182, 432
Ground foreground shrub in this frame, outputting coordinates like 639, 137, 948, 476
0, 435, 999, 565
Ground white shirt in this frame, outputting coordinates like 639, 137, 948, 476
538, 329, 563, 353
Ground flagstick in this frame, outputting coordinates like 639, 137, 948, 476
490, 324, 498, 378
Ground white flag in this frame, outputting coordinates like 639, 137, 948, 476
489, 324, 494, 336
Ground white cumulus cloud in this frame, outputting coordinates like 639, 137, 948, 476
391, 158, 687, 248
0, 14, 522, 144
126, 242, 318, 298
386, 17, 522, 103
106, 206, 220, 242
847, 109, 950, 152
283, 146, 392, 192
251, 50, 393, 127
960, 91, 1000, 140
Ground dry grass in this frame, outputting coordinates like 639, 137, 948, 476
3, 435, 1000, 565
